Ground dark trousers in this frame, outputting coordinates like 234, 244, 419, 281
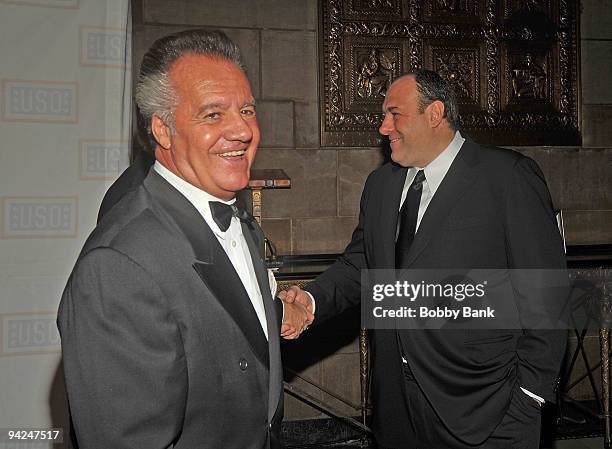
376, 365, 542, 449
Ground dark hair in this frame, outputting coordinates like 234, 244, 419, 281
406, 68, 459, 131
134, 29, 245, 149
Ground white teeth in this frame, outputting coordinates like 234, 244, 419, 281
219, 150, 246, 157
390, 137, 401, 143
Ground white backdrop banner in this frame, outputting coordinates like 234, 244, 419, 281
0, 1, 131, 446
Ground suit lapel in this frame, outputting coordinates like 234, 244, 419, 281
241, 219, 283, 422
403, 139, 480, 266
193, 259, 270, 368
380, 164, 408, 269
144, 171, 270, 368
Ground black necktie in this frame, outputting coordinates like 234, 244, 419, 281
209, 201, 251, 232
395, 170, 425, 268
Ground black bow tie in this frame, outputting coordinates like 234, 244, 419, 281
209, 201, 251, 232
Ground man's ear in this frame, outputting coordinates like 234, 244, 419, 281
427, 100, 445, 128
151, 114, 172, 150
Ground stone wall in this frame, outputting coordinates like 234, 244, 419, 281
133, 0, 612, 419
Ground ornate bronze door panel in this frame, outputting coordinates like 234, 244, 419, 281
319, 0, 581, 146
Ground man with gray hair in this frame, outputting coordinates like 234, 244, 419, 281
280, 69, 567, 448
58, 29, 311, 449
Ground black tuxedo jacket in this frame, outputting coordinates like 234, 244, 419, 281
306, 139, 567, 445
58, 170, 283, 449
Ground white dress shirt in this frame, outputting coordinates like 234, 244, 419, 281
396, 131, 543, 405
154, 162, 270, 339
398, 130, 465, 230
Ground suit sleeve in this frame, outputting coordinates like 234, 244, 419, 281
304, 173, 373, 323
57, 248, 187, 449
504, 156, 568, 403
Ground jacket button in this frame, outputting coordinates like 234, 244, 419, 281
239, 358, 248, 370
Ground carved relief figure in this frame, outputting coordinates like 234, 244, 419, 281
356, 49, 395, 99
511, 53, 546, 99
434, 51, 474, 99
436, 0, 470, 12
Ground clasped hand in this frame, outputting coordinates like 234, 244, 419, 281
278, 285, 314, 339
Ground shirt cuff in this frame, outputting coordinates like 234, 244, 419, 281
304, 291, 316, 315
520, 387, 545, 405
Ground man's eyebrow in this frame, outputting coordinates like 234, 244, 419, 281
197, 101, 256, 113
197, 103, 228, 115
383, 105, 399, 113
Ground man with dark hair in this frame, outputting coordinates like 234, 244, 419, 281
281, 69, 567, 448
58, 29, 311, 449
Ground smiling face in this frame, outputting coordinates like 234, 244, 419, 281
379, 76, 437, 168
153, 53, 259, 200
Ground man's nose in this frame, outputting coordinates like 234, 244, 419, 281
379, 113, 393, 136
225, 111, 254, 141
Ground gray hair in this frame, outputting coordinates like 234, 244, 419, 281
134, 29, 246, 150
404, 68, 460, 131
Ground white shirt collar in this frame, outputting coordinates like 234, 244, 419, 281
417, 130, 465, 197
153, 161, 235, 238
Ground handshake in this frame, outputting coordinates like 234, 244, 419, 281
278, 286, 315, 340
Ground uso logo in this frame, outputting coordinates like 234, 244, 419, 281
80, 139, 129, 179
80, 26, 130, 68
2, 197, 78, 238
2, 80, 78, 123
1, 313, 61, 356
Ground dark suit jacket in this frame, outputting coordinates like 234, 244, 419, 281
58, 170, 283, 449
306, 138, 567, 446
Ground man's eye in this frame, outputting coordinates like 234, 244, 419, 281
205, 112, 221, 120
241, 108, 256, 116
